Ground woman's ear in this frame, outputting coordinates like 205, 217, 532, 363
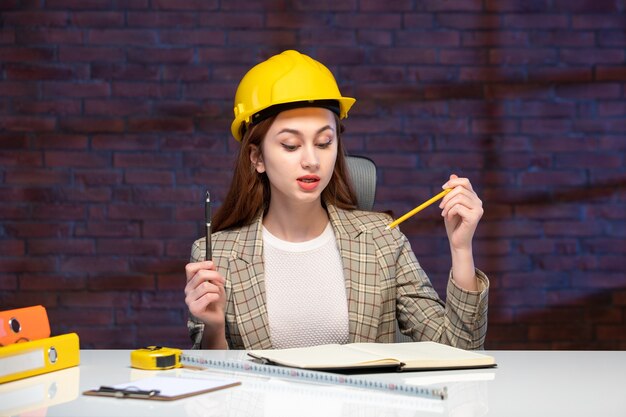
249, 145, 265, 173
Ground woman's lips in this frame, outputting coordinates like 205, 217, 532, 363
297, 175, 320, 191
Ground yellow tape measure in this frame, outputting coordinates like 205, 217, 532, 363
130, 346, 182, 370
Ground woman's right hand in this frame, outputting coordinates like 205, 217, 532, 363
184, 261, 227, 347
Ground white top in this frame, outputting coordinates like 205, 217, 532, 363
262, 222, 349, 349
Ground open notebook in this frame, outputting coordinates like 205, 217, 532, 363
248, 341, 496, 372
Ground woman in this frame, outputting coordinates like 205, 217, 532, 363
184, 50, 488, 350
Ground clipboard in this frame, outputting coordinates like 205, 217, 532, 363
83, 375, 241, 401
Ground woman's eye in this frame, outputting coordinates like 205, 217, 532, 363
317, 140, 333, 149
281, 143, 298, 151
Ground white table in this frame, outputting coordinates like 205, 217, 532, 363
1, 349, 625, 416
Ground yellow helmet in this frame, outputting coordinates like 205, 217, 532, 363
231, 50, 356, 141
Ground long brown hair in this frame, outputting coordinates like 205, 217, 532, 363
213, 114, 358, 232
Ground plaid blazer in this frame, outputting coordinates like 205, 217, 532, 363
188, 204, 489, 350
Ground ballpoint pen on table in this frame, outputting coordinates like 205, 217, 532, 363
205, 191, 212, 261
385, 188, 452, 230
96, 385, 160, 398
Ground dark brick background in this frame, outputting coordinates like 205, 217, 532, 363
1, 0, 625, 349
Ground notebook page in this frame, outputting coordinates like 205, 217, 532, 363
249, 344, 398, 368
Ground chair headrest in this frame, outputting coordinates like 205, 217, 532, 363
345, 155, 377, 211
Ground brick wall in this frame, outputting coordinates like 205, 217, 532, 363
1, 1, 624, 349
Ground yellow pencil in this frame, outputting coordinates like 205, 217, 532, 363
385, 188, 452, 230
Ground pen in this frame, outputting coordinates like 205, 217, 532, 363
385, 188, 452, 230
97, 385, 160, 398
205, 191, 212, 261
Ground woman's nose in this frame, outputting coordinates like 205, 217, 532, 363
301, 147, 320, 169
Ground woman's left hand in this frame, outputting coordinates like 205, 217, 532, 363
439, 174, 484, 252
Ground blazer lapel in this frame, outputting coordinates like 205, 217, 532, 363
228, 216, 273, 350
328, 205, 381, 343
